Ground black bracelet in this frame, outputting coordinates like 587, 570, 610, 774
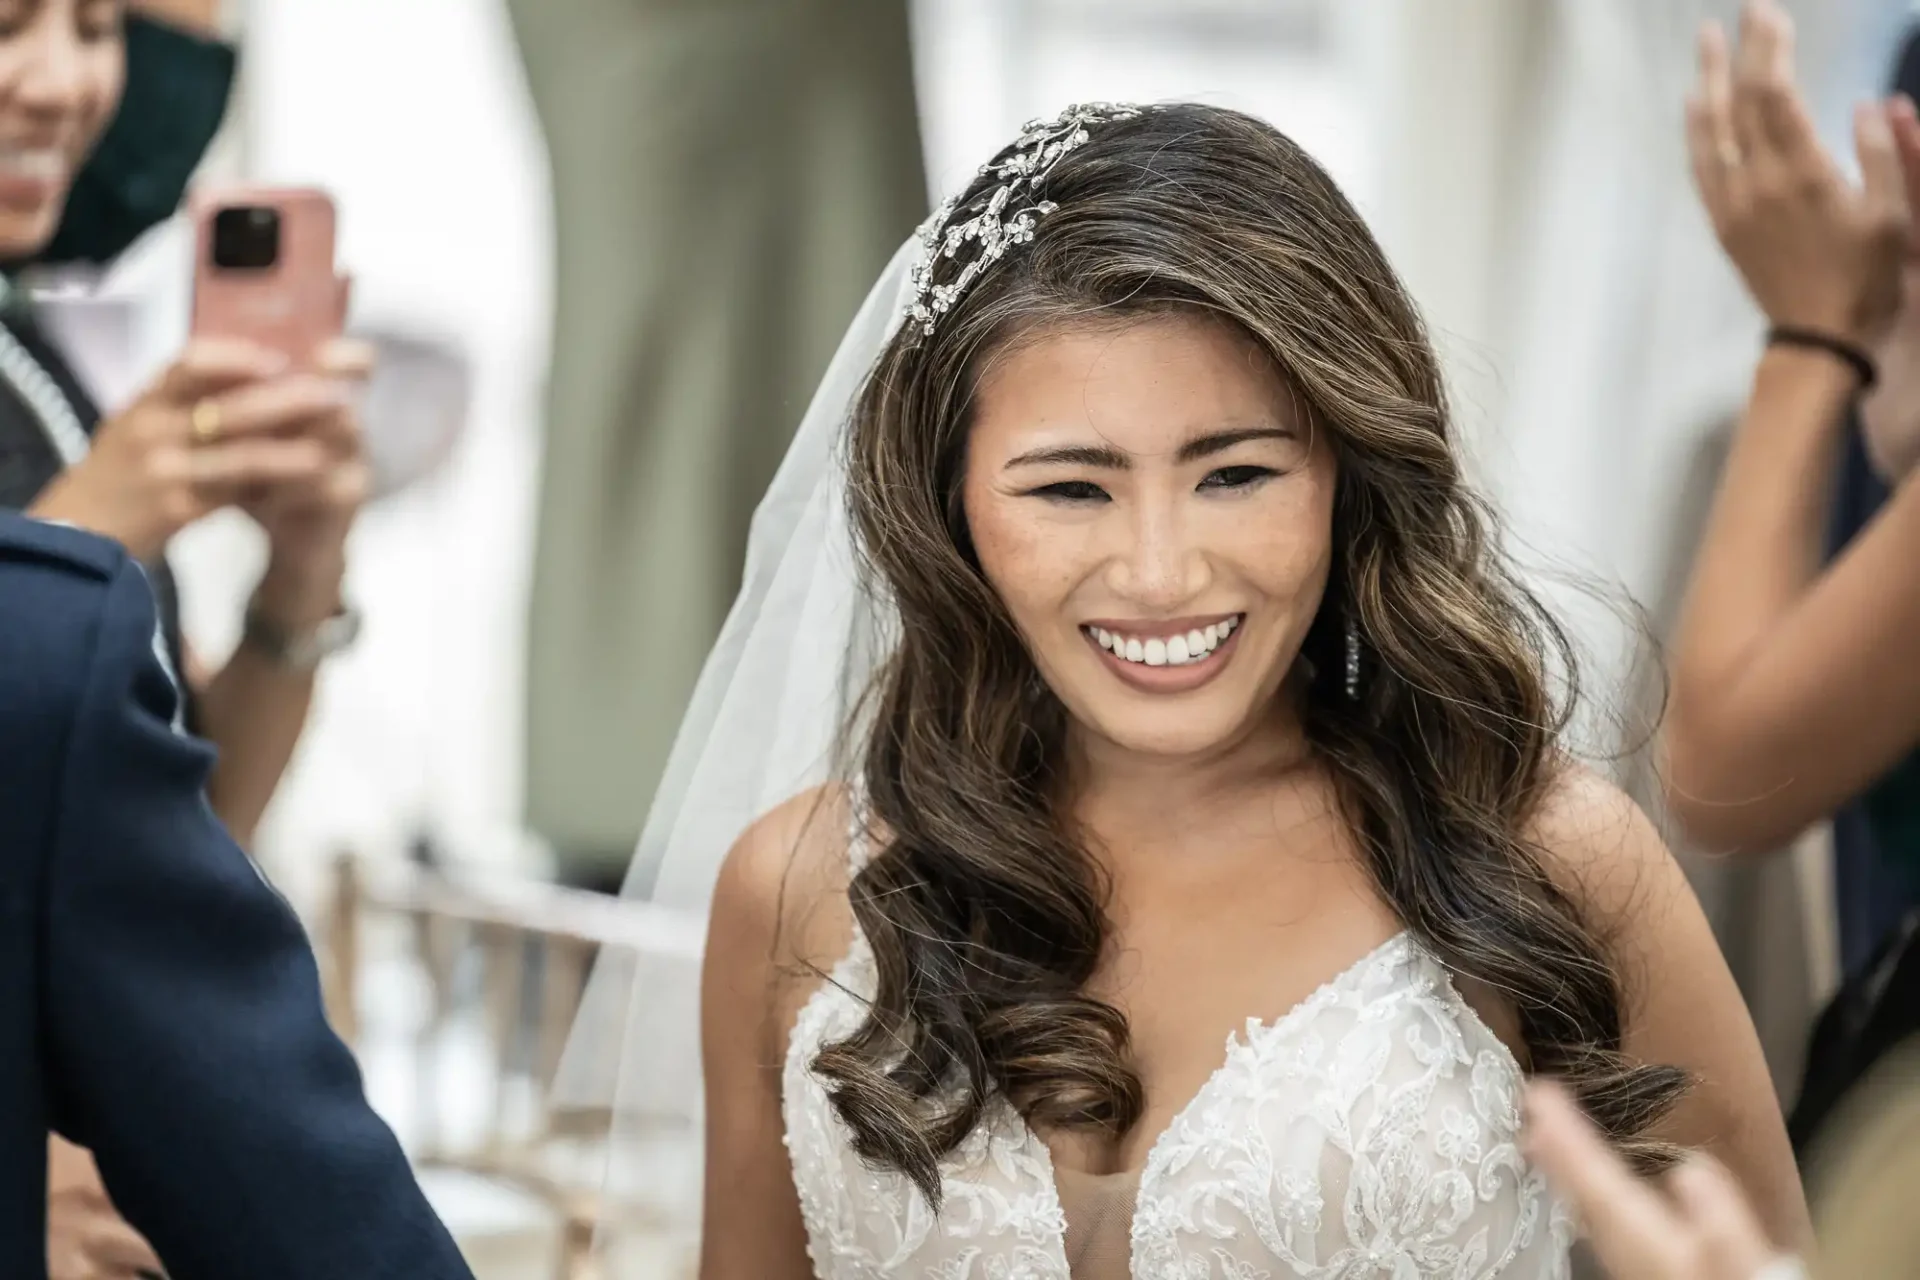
1766, 325, 1878, 391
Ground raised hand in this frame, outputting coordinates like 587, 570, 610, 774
1685, 0, 1910, 349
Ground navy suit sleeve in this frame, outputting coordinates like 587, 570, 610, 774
42, 559, 473, 1279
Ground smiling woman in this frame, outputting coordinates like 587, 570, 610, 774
0, 0, 126, 259
579, 100, 1807, 1279
964, 316, 1334, 749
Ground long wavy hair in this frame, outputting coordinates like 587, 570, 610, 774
813, 103, 1686, 1201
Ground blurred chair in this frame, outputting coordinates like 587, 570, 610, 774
320, 853, 703, 1279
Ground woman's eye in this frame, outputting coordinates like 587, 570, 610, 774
1198, 465, 1278, 492
1028, 480, 1110, 504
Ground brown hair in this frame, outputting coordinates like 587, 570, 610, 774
813, 102, 1685, 1201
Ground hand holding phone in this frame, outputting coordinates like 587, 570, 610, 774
179, 185, 370, 600
26, 339, 356, 560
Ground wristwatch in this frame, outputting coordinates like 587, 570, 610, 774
241, 598, 363, 670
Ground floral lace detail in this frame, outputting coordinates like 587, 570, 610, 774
782, 930, 1572, 1279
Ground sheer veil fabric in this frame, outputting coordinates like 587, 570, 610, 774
554, 235, 920, 1235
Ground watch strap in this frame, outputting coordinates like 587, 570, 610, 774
242, 599, 361, 670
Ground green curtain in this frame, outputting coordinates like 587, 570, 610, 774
507, 0, 927, 879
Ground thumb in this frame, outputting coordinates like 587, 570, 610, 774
1857, 100, 1909, 225
1889, 96, 1920, 243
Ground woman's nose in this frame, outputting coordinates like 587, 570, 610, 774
9, 17, 95, 123
1104, 501, 1209, 608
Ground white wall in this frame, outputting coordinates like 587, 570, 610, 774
913, 0, 1371, 207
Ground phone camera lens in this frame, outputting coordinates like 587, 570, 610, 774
211, 205, 281, 271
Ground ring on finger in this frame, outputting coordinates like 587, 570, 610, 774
189, 399, 223, 447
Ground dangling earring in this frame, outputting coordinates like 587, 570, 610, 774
1344, 615, 1362, 700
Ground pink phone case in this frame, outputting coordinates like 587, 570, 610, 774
189, 185, 344, 366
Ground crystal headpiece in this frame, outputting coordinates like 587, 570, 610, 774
906, 103, 1140, 337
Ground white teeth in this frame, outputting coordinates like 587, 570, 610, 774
1092, 616, 1242, 668
0, 150, 63, 180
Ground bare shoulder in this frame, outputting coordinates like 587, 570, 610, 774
708, 782, 861, 989
1523, 769, 1809, 1243
1523, 757, 1684, 934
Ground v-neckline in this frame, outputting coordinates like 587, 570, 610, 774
800, 926, 1417, 1276
1025, 930, 1413, 1274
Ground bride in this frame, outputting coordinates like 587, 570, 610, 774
579, 102, 1805, 1277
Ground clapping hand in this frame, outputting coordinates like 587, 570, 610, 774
1684, 0, 1912, 351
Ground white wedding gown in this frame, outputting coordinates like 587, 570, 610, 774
783, 903, 1573, 1279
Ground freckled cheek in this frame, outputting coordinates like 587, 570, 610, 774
965, 494, 1096, 625
1208, 493, 1335, 601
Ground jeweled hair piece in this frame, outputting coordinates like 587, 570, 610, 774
905, 103, 1140, 336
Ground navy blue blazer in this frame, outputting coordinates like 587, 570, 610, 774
0, 513, 473, 1279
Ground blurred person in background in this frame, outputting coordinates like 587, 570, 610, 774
5, 0, 366, 857
0, 2, 366, 1275
1786, 19, 1920, 1173
506, 0, 925, 894
1668, 0, 1920, 1179
1818, 26, 1920, 991
37, 0, 233, 268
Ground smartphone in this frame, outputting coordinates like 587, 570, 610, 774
189, 185, 344, 365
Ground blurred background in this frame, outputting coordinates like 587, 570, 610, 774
57, 0, 1920, 1274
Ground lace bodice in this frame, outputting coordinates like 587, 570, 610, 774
782, 927, 1572, 1279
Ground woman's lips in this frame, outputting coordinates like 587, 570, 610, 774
1081, 614, 1244, 694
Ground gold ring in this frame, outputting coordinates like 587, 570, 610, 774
189, 399, 222, 447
